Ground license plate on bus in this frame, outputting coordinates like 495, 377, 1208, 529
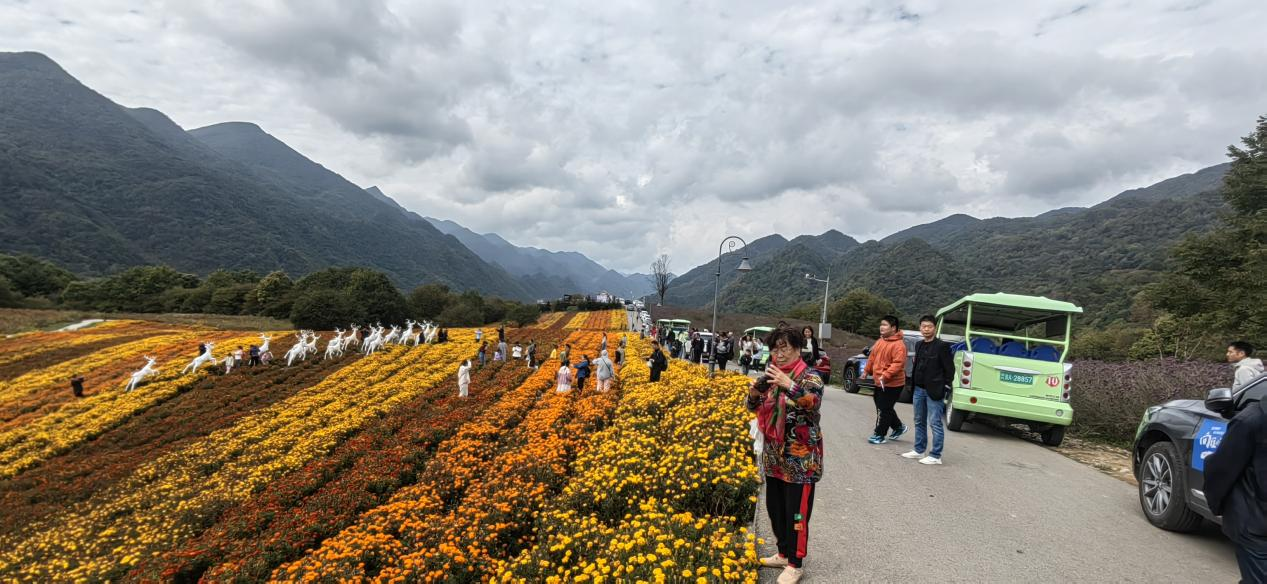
999, 371, 1034, 385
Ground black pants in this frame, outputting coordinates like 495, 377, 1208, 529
873, 387, 904, 436
650, 369, 663, 382
248, 356, 260, 367
1238, 545, 1267, 584
766, 477, 816, 568
576, 375, 587, 391
716, 357, 729, 372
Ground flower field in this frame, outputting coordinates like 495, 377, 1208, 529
0, 312, 760, 582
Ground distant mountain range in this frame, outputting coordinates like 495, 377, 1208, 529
666, 163, 1230, 326
0, 52, 650, 301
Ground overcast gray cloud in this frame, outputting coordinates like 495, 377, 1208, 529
2, 0, 1264, 273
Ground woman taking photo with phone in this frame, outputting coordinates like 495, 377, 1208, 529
746, 327, 824, 584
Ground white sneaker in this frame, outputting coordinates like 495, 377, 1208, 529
900, 450, 923, 459
919, 456, 943, 465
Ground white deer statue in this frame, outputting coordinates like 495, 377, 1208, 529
325, 329, 346, 360
259, 333, 273, 355
125, 356, 159, 392
302, 332, 320, 360
383, 325, 401, 346
285, 331, 310, 367
343, 324, 361, 350
399, 320, 416, 346
363, 325, 386, 355
423, 322, 439, 345
182, 343, 218, 374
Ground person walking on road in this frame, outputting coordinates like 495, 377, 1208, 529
594, 350, 616, 392
690, 331, 704, 364
1229, 341, 1264, 391
1205, 385, 1267, 582
714, 332, 734, 373
649, 341, 668, 382
747, 327, 824, 584
865, 315, 908, 444
457, 359, 472, 398
902, 315, 954, 464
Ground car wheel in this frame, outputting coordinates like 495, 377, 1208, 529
843, 367, 860, 393
1138, 441, 1203, 532
947, 402, 966, 431
1040, 425, 1066, 446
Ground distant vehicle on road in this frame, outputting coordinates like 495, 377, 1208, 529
1132, 373, 1267, 532
745, 326, 774, 370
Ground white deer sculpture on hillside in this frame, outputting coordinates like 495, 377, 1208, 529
423, 321, 439, 345
303, 332, 320, 360
285, 331, 310, 367
325, 329, 346, 360
399, 320, 416, 346
343, 324, 361, 350
182, 343, 217, 374
125, 356, 159, 392
383, 325, 401, 346
362, 325, 386, 355
259, 333, 273, 355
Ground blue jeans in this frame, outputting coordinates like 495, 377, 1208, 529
913, 386, 945, 458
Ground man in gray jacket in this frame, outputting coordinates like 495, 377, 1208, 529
594, 349, 616, 392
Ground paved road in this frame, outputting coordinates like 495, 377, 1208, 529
755, 387, 1239, 583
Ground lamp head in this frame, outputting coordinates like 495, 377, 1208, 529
737, 257, 753, 272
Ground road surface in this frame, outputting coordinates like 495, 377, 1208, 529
754, 387, 1239, 583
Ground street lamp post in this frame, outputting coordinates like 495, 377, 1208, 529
805, 273, 831, 340
710, 236, 753, 377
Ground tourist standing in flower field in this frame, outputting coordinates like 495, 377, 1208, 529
560, 343, 571, 366
594, 350, 615, 392
574, 354, 592, 391
601, 332, 608, 351
614, 344, 625, 372
1229, 341, 1264, 390
556, 361, 572, 392
498, 339, 508, 363
649, 340, 668, 382
70, 374, 85, 398
748, 327, 824, 584
865, 315, 908, 445
478, 341, 488, 367
457, 359, 472, 398
526, 340, 537, 369
512, 342, 523, 361
903, 315, 954, 465
248, 345, 261, 367
475, 328, 483, 342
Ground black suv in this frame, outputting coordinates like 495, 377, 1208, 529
1132, 373, 1267, 531
841, 332, 921, 403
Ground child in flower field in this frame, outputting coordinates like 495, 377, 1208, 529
478, 341, 488, 367
556, 362, 572, 393
458, 359, 472, 398
512, 343, 523, 360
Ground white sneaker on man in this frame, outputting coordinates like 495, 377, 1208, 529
777, 566, 804, 584
919, 456, 943, 465
900, 450, 923, 459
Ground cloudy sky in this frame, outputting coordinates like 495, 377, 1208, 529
3, 1, 1265, 273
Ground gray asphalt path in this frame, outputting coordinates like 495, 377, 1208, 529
755, 388, 1240, 583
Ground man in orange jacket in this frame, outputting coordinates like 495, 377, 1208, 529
864, 315, 908, 444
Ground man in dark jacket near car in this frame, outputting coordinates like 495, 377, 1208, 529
901, 315, 955, 465
1205, 395, 1267, 583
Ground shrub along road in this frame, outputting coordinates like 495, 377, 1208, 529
755, 388, 1239, 582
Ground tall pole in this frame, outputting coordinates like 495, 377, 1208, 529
821, 276, 830, 323
711, 235, 749, 377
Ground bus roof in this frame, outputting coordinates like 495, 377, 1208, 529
937, 293, 1082, 330
745, 326, 775, 334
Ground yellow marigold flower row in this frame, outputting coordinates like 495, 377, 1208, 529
0, 332, 479, 583
498, 337, 759, 582
530, 312, 566, 328
272, 331, 615, 582
0, 332, 272, 478
0, 320, 159, 368
0, 331, 198, 406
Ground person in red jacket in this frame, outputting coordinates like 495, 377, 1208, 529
864, 315, 908, 444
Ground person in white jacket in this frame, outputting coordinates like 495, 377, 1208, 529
1230, 341, 1265, 391
458, 359, 472, 398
